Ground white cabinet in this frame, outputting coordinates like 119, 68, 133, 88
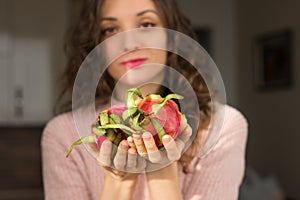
0, 0, 69, 125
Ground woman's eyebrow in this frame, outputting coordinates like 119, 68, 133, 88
137, 9, 159, 17
100, 9, 158, 22
100, 17, 117, 22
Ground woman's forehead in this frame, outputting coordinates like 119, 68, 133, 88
100, 0, 159, 18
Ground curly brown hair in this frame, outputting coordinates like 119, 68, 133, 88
59, 0, 211, 173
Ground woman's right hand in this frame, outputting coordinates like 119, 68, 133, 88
95, 139, 147, 200
97, 139, 147, 180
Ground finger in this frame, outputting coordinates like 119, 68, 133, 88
176, 125, 193, 153
128, 147, 137, 154
127, 136, 136, 148
98, 140, 112, 166
126, 147, 137, 170
133, 134, 147, 157
113, 140, 129, 170
178, 125, 192, 143
142, 132, 162, 163
162, 135, 181, 161
87, 142, 99, 157
136, 154, 147, 171
175, 139, 185, 153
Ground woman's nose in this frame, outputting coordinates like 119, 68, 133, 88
122, 30, 140, 52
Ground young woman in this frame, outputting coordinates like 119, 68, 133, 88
41, 0, 248, 199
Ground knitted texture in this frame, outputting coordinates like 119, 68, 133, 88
41, 105, 248, 200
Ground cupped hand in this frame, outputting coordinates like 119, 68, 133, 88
128, 125, 192, 164
96, 139, 147, 180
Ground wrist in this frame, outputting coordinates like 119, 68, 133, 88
146, 162, 183, 200
105, 172, 138, 189
100, 172, 138, 200
146, 161, 178, 180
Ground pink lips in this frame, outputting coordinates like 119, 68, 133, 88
123, 58, 146, 69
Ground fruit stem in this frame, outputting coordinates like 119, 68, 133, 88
66, 135, 95, 158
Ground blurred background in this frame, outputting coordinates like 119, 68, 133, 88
0, 0, 299, 199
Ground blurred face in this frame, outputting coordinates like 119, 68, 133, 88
99, 0, 167, 86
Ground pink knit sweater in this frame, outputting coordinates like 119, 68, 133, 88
41, 105, 248, 200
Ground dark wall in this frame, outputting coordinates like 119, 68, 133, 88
0, 127, 44, 200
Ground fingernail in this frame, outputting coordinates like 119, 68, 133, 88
133, 134, 141, 140
186, 126, 192, 136
104, 141, 111, 148
142, 132, 152, 141
122, 143, 128, 149
127, 136, 133, 142
163, 135, 171, 143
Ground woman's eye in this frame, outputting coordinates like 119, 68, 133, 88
140, 22, 156, 28
101, 27, 117, 36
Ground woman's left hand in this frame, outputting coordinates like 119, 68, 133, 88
127, 125, 192, 200
128, 125, 192, 164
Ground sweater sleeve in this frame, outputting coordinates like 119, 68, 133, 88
41, 114, 95, 200
182, 106, 248, 200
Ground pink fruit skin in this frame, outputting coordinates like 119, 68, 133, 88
108, 104, 128, 140
107, 104, 127, 118
94, 104, 127, 149
95, 135, 106, 149
137, 97, 181, 147
93, 99, 181, 148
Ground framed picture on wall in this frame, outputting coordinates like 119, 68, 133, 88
253, 29, 293, 90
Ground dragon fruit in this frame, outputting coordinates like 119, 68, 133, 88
122, 88, 187, 147
66, 104, 132, 157
66, 88, 187, 157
